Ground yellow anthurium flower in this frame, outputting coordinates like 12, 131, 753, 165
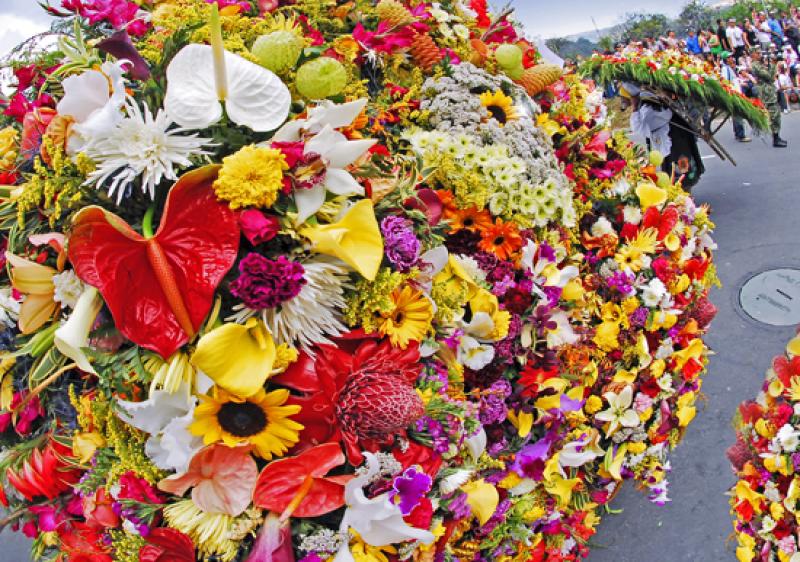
5, 252, 58, 334
543, 473, 581, 507
192, 318, 276, 398
301, 199, 384, 281
635, 181, 667, 209
676, 392, 696, 427
461, 479, 499, 525
672, 338, 704, 369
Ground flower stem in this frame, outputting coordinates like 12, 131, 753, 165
142, 204, 156, 239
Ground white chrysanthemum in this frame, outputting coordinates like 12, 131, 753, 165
641, 278, 667, 308
0, 287, 20, 329
623, 205, 643, 225
83, 100, 213, 203
438, 469, 473, 494
52, 270, 84, 309
230, 258, 350, 352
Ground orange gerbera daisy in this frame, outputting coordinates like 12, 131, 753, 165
448, 206, 493, 232
478, 219, 523, 260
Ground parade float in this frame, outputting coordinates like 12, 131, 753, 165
0, 1, 718, 560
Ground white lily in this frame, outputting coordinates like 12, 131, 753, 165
595, 386, 640, 436
56, 60, 128, 153
163, 5, 290, 132
338, 453, 435, 548
273, 99, 376, 224
54, 286, 103, 375
117, 383, 202, 472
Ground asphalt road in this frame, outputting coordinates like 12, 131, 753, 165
591, 113, 800, 562
1, 117, 798, 562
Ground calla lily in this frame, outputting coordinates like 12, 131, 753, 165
54, 286, 103, 374
159, 443, 258, 516
5, 252, 58, 334
464, 426, 487, 461
289, 125, 377, 224
191, 318, 276, 398
636, 181, 667, 209
338, 452, 434, 547
461, 479, 499, 525
301, 199, 384, 281
164, 5, 290, 132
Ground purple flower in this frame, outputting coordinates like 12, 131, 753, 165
479, 380, 511, 425
606, 271, 635, 296
390, 467, 433, 515
446, 492, 472, 519
230, 254, 306, 310
381, 216, 421, 271
511, 435, 553, 480
629, 307, 649, 328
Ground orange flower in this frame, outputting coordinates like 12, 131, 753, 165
448, 206, 493, 232
478, 219, 523, 260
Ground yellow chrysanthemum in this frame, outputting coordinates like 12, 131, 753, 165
379, 285, 434, 349
213, 145, 288, 209
163, 499, 238, 562
614, 245, 644, 273
189, 387, 303, 459
479, 90, 518, 125
0, 127, 18, 171
629, 227, 659, 254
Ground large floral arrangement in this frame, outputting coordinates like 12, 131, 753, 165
728, 332, 800, 562
582, 49, 769, 132
0, 1, 717, 561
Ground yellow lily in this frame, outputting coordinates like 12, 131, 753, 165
461, 479, 499, 525
192, 318, 276, 398
672, 338, 704, 369
5, 252, 58, 334
301, 199, 384, 281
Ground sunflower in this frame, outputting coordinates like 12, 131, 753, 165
478, 219, 523, 260
189, 387, 303, 459
447, 206, 493, 232
479, 90, 518, 125
379, 285, 434, 349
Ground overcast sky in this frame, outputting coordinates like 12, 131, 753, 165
0, 0, 690, 57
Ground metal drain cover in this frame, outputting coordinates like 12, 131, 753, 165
740, 268, 800, 326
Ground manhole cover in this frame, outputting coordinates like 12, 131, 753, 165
740, 268, 800, 326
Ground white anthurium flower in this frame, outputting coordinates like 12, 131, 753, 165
338, 453, 435, 551
289, 125, 377, 224
56, 60, 128, 153
163, 6, 290, 132
559, 430, 605, 468
273, 98, 369, 142
54, 286, 103, 375
595, 386, 640, 437
117, 383, 202, 472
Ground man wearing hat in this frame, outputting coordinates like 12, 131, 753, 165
751, 46, 788, 147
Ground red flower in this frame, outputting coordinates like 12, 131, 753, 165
57, 521, 113, 562
642, 205, 679, 241
140, 528, 196, 562
6, 438, 81, 501
67, 166, 240, 358
393, 441, 442, 477
274, 334, 424, 464
519, 364, 559, 398
83, 488, 120, 529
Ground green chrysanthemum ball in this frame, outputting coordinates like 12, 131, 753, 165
296, 57, 348, 100
251, 31, 304, 73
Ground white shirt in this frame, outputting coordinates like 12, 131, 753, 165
758, 22, 773, 43
777, 73, 793, 89
721, 64, 741, 92
726, 26, 745, 48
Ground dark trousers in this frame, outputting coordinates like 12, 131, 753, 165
733, 117, 746, 139
779, 90, 789, 111
734, 45, 745, 63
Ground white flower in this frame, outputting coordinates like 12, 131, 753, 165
51, 270, 85, 309
438, 469, 473, 494
641, 278, 668, 308
591, 216, 615, 237
453, 255, 486, 283
117, 383, 202, 473
623, 205, 643, 225
338, 453, 435, 547
457, 335, 494, 371
84, 101, 213, 203
0, 287, 20, 330
559, 431, 604, 468
546, 310, 580, 348
57, 61, 128, 154
277, 99, 369, 142
610, 178, 631, 197
595, 386, 640, 436
776, 424, 800, 452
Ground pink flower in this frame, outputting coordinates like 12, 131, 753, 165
240, 210, 280, 246
29, 505, 64, 533
158, 444, 258, 516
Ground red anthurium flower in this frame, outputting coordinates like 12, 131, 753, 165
642, 206, 679, 241
68, 166, 240, 358
773, 354, 800, 388
253, 443, 351, 518
139, 528, 196, 562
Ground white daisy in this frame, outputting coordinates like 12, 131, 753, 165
230, 258, 351, 353
83, 100, 213, 203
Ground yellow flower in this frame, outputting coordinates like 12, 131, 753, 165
213, 145, 288, 209
734, 480, 764, 513
378, 285, 433, 349
507, 410, 534, 438
635, 181, 667, 209
163, 499, 238, 562
593, 320, 620, 351
627, 442, 646, 454
614, 245, 644, 273
470, 289, 511, 340
0, 126, 18, 171
536, 113, 566, 137
676, 392, 696, 427
72, 432, 106, 464
190, 386, 303, 459
462, 479, 500, 525
433, 255, 480, 302
192, 319, 277, 398
5, 252, 58, 334
735, 532, 755, 562
629, 228, 659, 254
479, 90, 518, 125
584, 395, 603, 414
145, 351, 195, 394
543, 473, 581, 507
349, 531, 397, 562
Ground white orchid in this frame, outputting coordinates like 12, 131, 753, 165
163, 5, 290, 132
595, 386, 640, 436
56, 60, 128, 153
559, 430, 605, 468
521, 240, 579, 300
274, 99, 376, 224
334, 453, 434, 562
117, 383, 202, 472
